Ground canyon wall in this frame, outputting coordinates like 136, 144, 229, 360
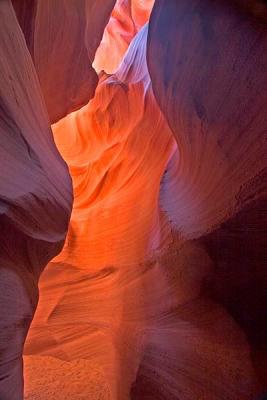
0, 0, 266, 399
0, 2, 72, 398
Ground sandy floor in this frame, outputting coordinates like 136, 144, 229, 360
24, 356, 110, 400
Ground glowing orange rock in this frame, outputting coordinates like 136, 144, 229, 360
0, 0, 265, 398
25, 23, 260, 400
25, 25, 175, 398
93, 0, 154, 74
52, 24, 175, 269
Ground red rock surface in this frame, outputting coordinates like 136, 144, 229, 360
0, 1, 72, 399
0, 1, 266, 399
93, 0, 154, 74
12, 0, 116, 123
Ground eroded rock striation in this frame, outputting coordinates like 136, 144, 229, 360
93, 0, 154, 74
0, 1, 72, 399
0, 0, 266, 399
12, 0, 116, 123
147, 0, 267, 396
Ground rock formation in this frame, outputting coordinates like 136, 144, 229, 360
12, 0, 116, 123
93, 0, 154, 73
0, 2, 72, 399
0, 0, 266, 399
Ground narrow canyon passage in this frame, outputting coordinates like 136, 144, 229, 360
24, 22, 261, 400
0, 1, 267, 399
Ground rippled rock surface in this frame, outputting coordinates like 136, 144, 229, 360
0, 2, 72, 399
12, 0, 116, 123
0, 0, 266, 399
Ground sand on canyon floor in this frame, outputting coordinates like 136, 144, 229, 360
24, 355, 111, 400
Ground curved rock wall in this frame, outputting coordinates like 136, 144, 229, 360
0, 0, 266, 399
93, 0, 154, 74
147, 0, 267, 395
12, 0, 116, 123
0, 1, 72, 399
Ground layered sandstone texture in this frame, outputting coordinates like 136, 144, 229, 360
0, 1, 72, 399
0, 0, 267, 399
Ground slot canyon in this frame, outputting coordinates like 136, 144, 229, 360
0, 0, 267, 399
